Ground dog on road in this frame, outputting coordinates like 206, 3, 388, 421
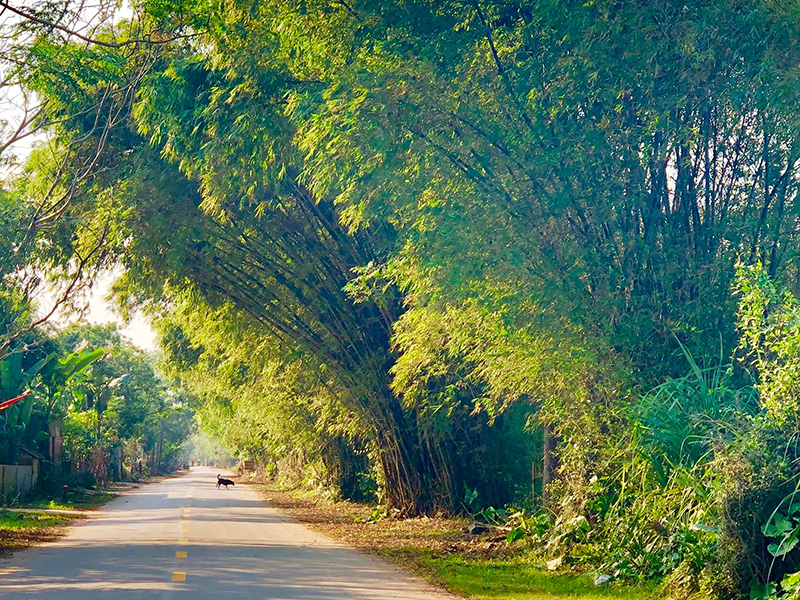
216, 474, 235, 489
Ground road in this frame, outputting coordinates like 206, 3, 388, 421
0, 467, 455, 599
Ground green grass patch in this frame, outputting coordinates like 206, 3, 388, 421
0, 508, 74, 556
0, 510, 70, 530
0, 489, 116, 557
380, 551, 659, 600
23, 489, 115, 511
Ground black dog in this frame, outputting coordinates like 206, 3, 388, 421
216, 474, 235, 489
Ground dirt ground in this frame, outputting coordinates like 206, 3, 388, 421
255, 485, 520, 571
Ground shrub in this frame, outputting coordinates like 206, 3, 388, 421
68, 470, 97, 490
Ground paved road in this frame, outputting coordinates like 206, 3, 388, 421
0, 467, 455, 599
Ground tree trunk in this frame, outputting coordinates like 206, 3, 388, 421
48, 418, 63, 468
542, 421, 558, 504
372, 399, 426, 515
155, 419, 164, 474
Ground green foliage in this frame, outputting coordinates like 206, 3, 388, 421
736, 262, 800, 424
635, 352, 758, 467
56, 324, 192, 476
9, 1, 800, 597
763, 502, 800, 560
156, 293, 371, 499
186, 429, 233, 466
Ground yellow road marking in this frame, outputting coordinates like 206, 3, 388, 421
179, 538, 188, 544
172, 572, 186, 582
181, 528, 189, 533
182, 520, 190, 526
176, 551, 187, 558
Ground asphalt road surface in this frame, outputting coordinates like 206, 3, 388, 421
0, 467, 456, 599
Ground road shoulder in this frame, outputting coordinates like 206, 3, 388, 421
251, 483, 658, 600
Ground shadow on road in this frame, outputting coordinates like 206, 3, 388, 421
0, 468, 450, 600
0, 542, 412, 599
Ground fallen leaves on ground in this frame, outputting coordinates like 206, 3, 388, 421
257, 485, 522, 564
0, 510, 80, 557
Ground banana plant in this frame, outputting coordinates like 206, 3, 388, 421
0, 349, 51, 462
37, 346, 106, 419
0, 350, 48, 401
0, 344, 104, 462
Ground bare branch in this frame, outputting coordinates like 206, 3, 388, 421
0, 0, 203, 49
0, 220, 111, 358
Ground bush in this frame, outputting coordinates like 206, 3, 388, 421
534, 348, 763, 598
67, 470, 97, 490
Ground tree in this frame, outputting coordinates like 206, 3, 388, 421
57, 324, 190, 477
17, 0, 800, 519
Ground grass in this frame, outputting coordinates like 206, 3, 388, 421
0, 487, 116, 556
0, 509, 75, 556
0, 510, 71, 530
397, 553, 658, 600
23, 489, 115, 511
252, 482, 660, 600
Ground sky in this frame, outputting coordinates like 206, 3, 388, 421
81, 273, 158, 352
40, 270, 159, 352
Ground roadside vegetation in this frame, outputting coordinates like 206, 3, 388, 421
0, 321, 192, 505
0, 483, 116, 556
4, 1, 800, 598
23, 489, 115, 512
0, 510, 73, 557
258, 484, 658, 600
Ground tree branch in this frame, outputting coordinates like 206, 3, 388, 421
0, 1, 203, 49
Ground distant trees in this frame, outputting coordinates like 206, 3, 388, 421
0, 322, 191, 484
56, 324, 191, 479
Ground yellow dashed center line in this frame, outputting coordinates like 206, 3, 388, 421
174, 482, 195, 575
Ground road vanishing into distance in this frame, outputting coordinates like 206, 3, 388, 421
0, 467, 455, 599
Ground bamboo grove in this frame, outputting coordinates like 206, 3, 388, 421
7, 0, 800, 596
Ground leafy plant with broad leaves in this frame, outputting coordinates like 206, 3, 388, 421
0, 341, 103, 463
0, 349, 51, 461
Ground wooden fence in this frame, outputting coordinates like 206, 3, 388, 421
0, 464, 36, 496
